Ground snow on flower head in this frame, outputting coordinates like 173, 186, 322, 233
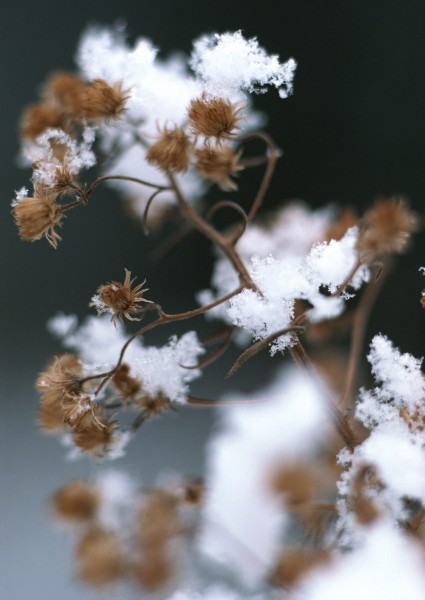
199, 368, 327, 586
190, 31, 297, 99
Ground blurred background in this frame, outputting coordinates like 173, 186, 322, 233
1, 1, 424, 598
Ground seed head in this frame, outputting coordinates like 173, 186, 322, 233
357, 196, 419, 261
146, 124, 192, 173
194, 143, 243, 191
91, 269, 152, 327
12, 184, 64, 248
76, 527, 124, 587
79, 79, 130, 122
72, 416, 117, 457
43, 72, 86, 116
53, 481, 99, 522
20, 102, 65, 140
188, 95, 244, 141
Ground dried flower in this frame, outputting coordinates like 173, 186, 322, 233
137, 490, 180, 548
194, 143, 243, 191
270, 548, 331, 588
76, 527, 124, 587
112, 363, 142, 400
79, 79, 130, 122
53, 481, 99, 522
188, 95, 243, 141
133, 551, 174, 591
72, 416, 117, 457
36, 354, 82, 417
357, 197, 419, 261
270, 462, 316, 504
44, 72, 85, 116
146, 125, 192, 172
62, 393, 104, 431
135, 392, 170, 418
11, 184, 64, 248
20, 102, 65, 140
91, 269, 152, 326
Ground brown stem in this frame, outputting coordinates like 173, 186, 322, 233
167, 172, 256, 290
291, 341, 358, 449
237, 131, 281, 224
338, 260, 391, 411
85, 175, 170, 198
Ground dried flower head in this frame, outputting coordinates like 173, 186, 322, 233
53, 481, 99, 522
146, 125, 192, 173
137, 490, 180, 548
357, 196, 419, 261
188, 95, 244, 141
20, 102, 65, 140
270, 462, 316, 504
112, 363, 142, 400
76, 527, 124, 587
324, 208, 358, 242
36, 354, 81, 404
194, 143, 243, 191
62, 393, 104, 431
72, 416, 117, 457
421, 292, 425, 309
44, 72, 85, 116
11, 184, 64, 248
91, 269, 152, 326
133, 551, 174, 592
79, 79, 130, 122
135, 392, 171, 418
270, 548, 331, 589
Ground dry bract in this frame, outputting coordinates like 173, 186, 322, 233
188, 96, 244, 141
20, 102, 65, 140
79, 79, 130, 122
146, 125, 192, 172
44, 72, 86, 116
12, 185, 64, 248
53, 481, 99, 522
72, 416, 117, 457
76, 527, 125, 587
357, 196, 419, 261
91, 268, 152, 326
194, 144, 243, 191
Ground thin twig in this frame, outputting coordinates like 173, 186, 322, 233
338, 260, 392, 411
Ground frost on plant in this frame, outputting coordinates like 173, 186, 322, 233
12, 21, 425, 599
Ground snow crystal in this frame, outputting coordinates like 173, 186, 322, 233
293, 522, 425, 600
190, 31, 296, 99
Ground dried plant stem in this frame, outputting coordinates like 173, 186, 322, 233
79, 286, 244, 394
291, 341, 358, 449
167, 172, 256, 290
338, 260, 391, 411
237, 130, 281, 224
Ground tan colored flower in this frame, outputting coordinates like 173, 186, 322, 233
112, 363, 142, 400
43, 72, 85, 115
20, 102, 65, 140
12, 184, 64, 248
79, 79, 130, 122
146, 124, 192, 172
72, 416, 117, 457
91, 268, 152, 326
53, 481, 99, 522
357, 196, 419, 261
36, 354, 82, 430
194, 143, 243, 191
76, 527, 125, 587
188, 95, 244, 141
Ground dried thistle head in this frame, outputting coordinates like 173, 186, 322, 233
133, 551, 175, 592
324, 208, 358, 242
20, 102, 65, 140
72, 415, 117, 457
270, 548, 331, 589
146, 124, 192, 173
43, 72, 85, 115
53, 481, 99, 522
36, 354, 82, 404
91, 269, 152, 326
270, 462, 316, 504
194, 143, 243, 191
62, 393, 105, 432
11, 185, 64, 248
134, 392, 171, 418
188, 95, 244, 141
76, 527, 125, 587
357, 196, 419, 262
137, 490, 180, 548
112, 363, 142, 400
79, 79, 130, 122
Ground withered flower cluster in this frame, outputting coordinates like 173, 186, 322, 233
146, 95, 244, 192
52, 477, 202, 591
